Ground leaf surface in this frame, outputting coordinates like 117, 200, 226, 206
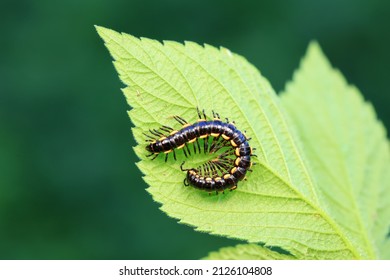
96, 26, 381, 259
280, 42, 390, 259
204, 244, 296, 260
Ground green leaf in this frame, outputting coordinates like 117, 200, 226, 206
204, 244, 296, 260
280, 42, 390, 259
96, 26, 380, 259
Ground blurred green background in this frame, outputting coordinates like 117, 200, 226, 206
0, 0, 389, 259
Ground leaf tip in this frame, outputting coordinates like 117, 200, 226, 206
95, 25, 121, 43
307, 40, 321, 52
94, 25, 107, 37
304, 40, 332, 68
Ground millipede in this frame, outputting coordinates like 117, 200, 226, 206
144, 108, 255, 194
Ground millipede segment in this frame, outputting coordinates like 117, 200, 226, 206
144, 108, 254, 194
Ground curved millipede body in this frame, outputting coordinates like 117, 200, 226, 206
144, 108, 254, 194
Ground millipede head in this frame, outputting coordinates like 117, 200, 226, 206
145, 144, 153, 152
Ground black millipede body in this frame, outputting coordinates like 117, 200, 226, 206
144, 108, 255, 194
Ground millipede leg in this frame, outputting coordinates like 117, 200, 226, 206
164, 153, 168, 162
151, 154, 159, 160
204, 161, 213, 177
197, 107, 202, 119
150, 129, 163, 137
155, 129, 167, 137
172, 149, 177, 161
209, 134, 222, 153
173, 116, 182, 125
196, 138, 201, 154
180, 161, 188, 171
216, 139, 226, 153
143, 132, 156, 141
209, 136, 217, 151
160, 125, 172, 133
208, 161, 217, 177
185, 142, 191, 156
173, 115, 188, 125
209, 140, 216, 153
192, 138, 200, 154
200, 162, 206, 177
162, 125, 173, 130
